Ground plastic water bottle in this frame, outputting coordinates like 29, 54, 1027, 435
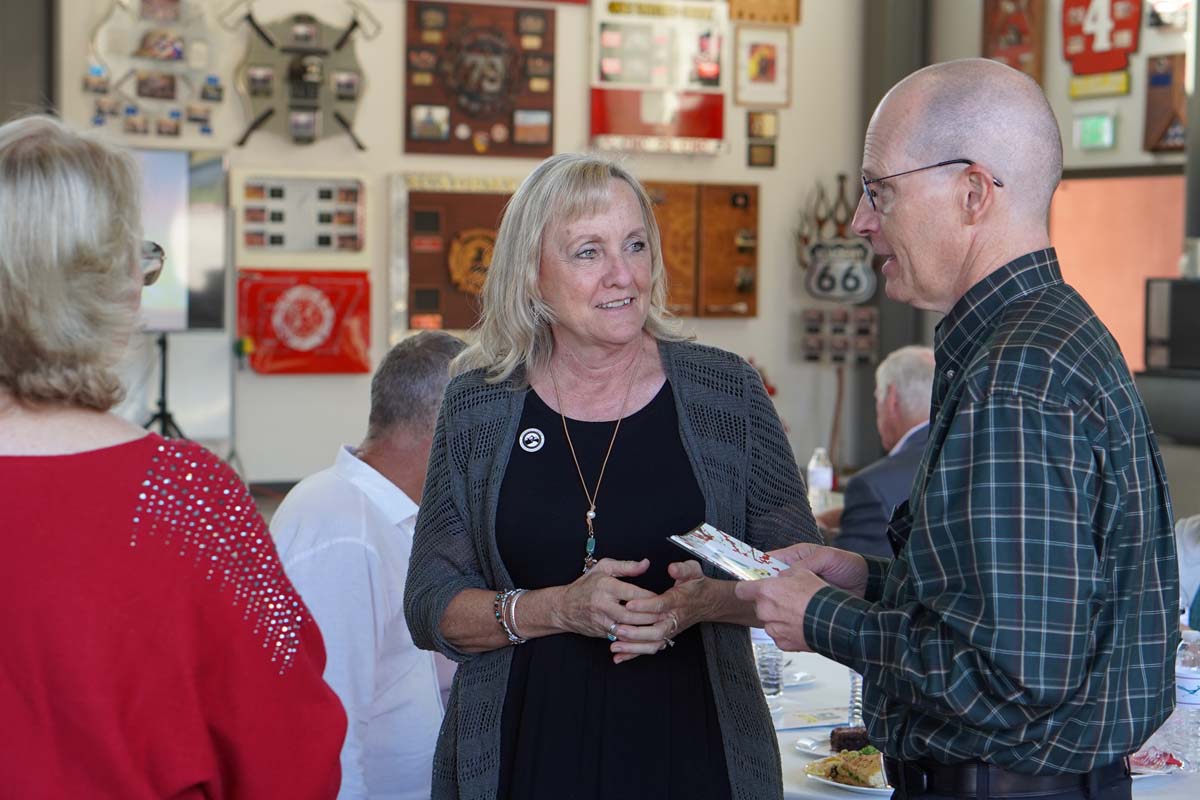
848, 669, 864, 726
751, 627, 783, 697
807, 447, 834, 514
1170, 630, 1200, 771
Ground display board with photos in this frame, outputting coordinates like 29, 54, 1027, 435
798, 306, 879, 365
590, 0, 728, 154
405, 190, 512, 330
405, 2, 556, 157
85, 0, 227, 138
982, 0, 1044, 84
230, 169, 372, 270
232, 8, 375, 149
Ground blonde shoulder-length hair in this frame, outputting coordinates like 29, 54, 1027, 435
452, 152, 685, 385
0, 114, 142, 410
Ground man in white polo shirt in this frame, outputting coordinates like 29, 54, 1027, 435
272, 330, 465, 800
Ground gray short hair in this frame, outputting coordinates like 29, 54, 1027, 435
453, 152, 684, 384
875, 345, 935, 420
0, 114, 142, 410
367, 330, 466, 439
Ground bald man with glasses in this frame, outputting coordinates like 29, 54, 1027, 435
739, 58, 1176, 800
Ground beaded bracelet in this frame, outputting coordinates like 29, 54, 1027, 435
493, 589, 527, 645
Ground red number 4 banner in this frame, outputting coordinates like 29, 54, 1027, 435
1062, 0, 1142, 75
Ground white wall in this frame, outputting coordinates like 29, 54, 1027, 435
59, 0, 865, 481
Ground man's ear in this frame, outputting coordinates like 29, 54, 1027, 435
961, 165, 997, 225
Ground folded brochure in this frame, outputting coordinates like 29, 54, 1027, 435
669, 523, 790, 581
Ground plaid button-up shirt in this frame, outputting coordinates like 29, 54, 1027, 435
805, 249, 1178, 773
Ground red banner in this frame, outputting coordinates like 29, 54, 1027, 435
1062, 0, 1141, 75
237, 269, 370, 374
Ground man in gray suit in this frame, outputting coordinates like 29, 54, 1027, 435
817, 345, 934, 557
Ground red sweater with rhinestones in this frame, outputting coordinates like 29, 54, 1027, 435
0, 433, 346, 798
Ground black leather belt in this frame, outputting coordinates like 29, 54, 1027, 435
883, 756, 1131, 799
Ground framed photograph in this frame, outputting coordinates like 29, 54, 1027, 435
747, 142, 776, 167
135, 70, 177, 100
134, 28, 185, 61
247, 66, 274, 98
332, 70, 361, 101
410, 105, 451, 141
735, 26, 791, 108
140, 0, 180, 23
747, 110, 778, 140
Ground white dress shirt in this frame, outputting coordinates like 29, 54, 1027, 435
271, 446, 445, 800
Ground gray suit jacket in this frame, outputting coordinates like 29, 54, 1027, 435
833, 424, 929, 559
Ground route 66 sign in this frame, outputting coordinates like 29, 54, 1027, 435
804, 238, 876, 304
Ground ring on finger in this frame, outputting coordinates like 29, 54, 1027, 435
607, 621, 619, 642
667, 611, 679, 636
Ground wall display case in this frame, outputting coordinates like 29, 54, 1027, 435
982, 0, 1044, 84
590, 0, 728, 154
85, 0, 225, 138
390, 174, 523, 336
404, 2, 555, 157
642, 182, 758, 317
230, 168, 371, 268
226, 3, 378, 148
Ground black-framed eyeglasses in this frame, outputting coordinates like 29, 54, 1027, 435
140, 240, 165, 287
861, 159, 1004, 212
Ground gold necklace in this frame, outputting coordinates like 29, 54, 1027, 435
549, 352, 641, 573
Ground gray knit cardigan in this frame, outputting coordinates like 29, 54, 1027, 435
404, 339, 821, 800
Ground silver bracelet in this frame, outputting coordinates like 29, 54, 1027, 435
508, 589, 528, 643
496, 589, 527, 645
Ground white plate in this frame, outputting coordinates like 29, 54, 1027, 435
785, 670, 817, 688
794, 735, 834, 757
805, 773, 893, 795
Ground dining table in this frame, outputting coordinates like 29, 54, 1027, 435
774, 651, 1195, 800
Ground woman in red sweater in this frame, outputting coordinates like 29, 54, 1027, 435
0, 115, 346, 797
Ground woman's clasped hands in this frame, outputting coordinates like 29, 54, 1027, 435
553, 557, 714, 664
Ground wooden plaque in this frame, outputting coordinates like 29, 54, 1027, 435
698, 184, 758, 318
1144, 53, 1186, 152
408, 191, 510, 330
643, 181, 699, 317
729, 0, 800, 25
405, 3, 555, 157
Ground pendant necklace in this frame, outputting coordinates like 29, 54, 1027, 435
549, 350, 641, 573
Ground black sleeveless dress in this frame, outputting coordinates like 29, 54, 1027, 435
494, 382, 732, 800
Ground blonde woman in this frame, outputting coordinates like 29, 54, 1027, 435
0, 115, 345, 798
405, 153, 820, 800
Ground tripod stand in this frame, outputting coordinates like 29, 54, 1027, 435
144, 331, 187, 439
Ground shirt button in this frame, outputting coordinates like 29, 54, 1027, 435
946, 369, 956, 379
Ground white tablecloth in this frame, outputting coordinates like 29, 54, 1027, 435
775, 652, 1195, 800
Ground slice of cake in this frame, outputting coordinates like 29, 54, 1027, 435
830, 725, 870, 753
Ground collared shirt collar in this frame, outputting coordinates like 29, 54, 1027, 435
331, 445, 418, 526
934, 248, 1063, 375
889, 420, 929, 457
